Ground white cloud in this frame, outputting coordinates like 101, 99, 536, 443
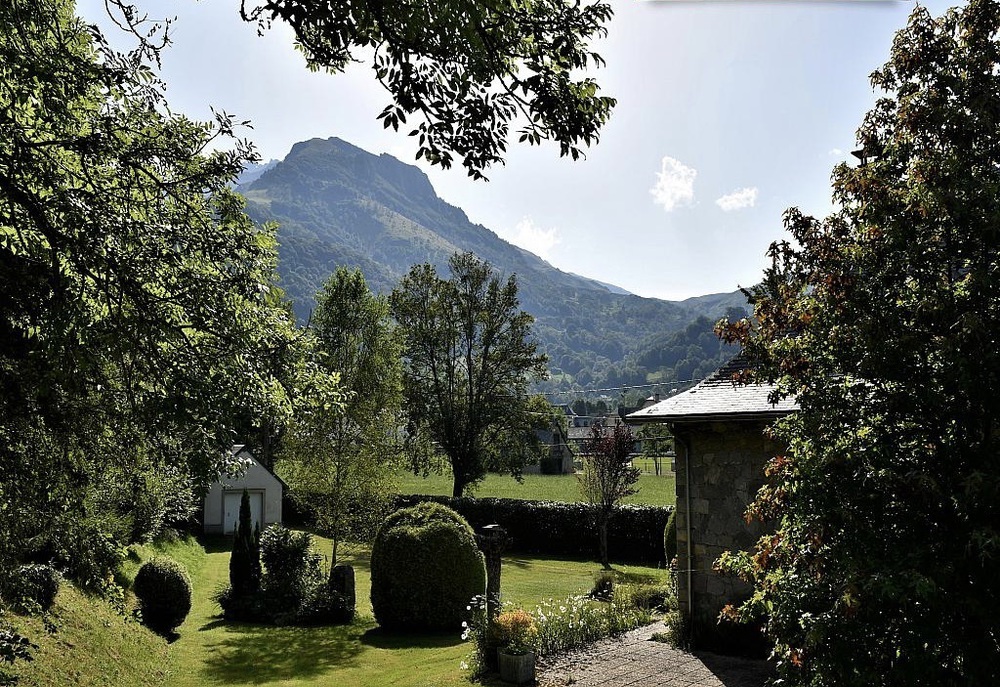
715, 187, 758, 212
506, 217, 561, 260
650, 156, 697, 212
828, 148, 844, 157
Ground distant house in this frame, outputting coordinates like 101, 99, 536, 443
628, 357, 798, 650
526, 422, 575, 474
203, 445, 285, 535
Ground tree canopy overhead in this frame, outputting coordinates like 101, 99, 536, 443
240, 0, 616, 178
0, 0, 296, 585
719, 0, 1000, 683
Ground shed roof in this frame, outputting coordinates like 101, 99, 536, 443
627, 356, 798, 423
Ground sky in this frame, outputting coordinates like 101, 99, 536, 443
79, 0, 956, 301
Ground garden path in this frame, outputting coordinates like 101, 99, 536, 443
536, 622, 772, 687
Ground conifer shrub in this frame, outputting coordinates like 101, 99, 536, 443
663, 509, 677, 563
229, 490, 261, 598
370, 502, 485, 632
133, 557, 192, 634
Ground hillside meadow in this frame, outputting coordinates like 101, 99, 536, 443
7, 533, 668, 686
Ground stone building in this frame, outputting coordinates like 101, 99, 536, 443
628, 357, 797, 651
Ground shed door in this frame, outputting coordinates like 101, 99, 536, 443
223, 491, 263, 534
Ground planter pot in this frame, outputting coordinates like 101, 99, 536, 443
498, 650, 535, 685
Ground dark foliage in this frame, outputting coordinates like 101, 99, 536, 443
394, 495, 672, 565
220, 525, 353, 626
229, 490, 261, 598
663, 510, 677, 564
5, 565, 60, 614
133, 558, 192, 634
370, 502, 486, 632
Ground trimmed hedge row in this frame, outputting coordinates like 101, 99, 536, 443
393, 495, 673, 565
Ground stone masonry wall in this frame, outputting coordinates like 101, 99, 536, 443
673, 420, 778, 648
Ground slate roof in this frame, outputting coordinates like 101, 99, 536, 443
626, 356, 798, 423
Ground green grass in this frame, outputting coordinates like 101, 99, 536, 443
9, 534, 667, 686
396, 470, 676, 507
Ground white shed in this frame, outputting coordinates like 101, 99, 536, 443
203, 444, 284, 534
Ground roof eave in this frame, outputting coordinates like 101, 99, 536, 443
628, 409, 795, 424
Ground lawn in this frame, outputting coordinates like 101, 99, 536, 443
396, 470, 676, 507
8, 532, 667, 686
164, 534, 667, 687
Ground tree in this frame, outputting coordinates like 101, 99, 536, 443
0, 0, 296, 587
391, 252, 548, 497
579, 422, 639, 569
229, 490, 262, 599
717, 1, 1000, 683
282, 268, 403, 565
238, 0, 616, 179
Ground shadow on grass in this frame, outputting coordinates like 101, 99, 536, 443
199, 535, 234, 555
361, 626, 465, 650
198, 619, 370, 684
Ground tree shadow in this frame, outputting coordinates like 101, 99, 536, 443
695, 651, 775, 687
199, 535, 234, 555
361, 626, 465, 650
198, 620, 368, 684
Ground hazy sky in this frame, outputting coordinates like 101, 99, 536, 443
80, 0, 955, 300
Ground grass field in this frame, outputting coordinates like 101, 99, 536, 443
9, 534, 667, 687
396, 470, 676, 507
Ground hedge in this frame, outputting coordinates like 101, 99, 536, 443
392, 495, 673, 565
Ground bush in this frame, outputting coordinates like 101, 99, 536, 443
663, 509, 677, 563
370, 502, 486, 632
259, 525, 323, 621
8, 564, 60, 614
217, 525, 354, 626
393, 495, 672, 565
589, 570, 615, 601
133, 558, 192, 634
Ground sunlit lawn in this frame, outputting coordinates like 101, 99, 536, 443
396, 470, 676, 507
165, 534, 667, 687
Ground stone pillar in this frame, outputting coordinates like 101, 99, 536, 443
477, 524, 508, 622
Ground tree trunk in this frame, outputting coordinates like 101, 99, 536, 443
599, 513, 610, 570
452, 473, 466, 498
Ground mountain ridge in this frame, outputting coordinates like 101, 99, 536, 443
241, 137, 747, 396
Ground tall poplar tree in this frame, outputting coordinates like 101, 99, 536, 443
282, 268, 402, 564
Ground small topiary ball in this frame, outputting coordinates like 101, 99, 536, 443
370, 502, 485, 632
134, 557, 192, 634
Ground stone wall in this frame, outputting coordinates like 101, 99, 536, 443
673, 420, 778, 650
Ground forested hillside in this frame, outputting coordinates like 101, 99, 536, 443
241, 137, 747, 393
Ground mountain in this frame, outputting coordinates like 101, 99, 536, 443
240, 137, 748, 397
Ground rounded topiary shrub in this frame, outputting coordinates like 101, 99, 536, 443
370, 502, 485, 632
133, 557, 192, 634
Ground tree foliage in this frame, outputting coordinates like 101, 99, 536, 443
240, 0, 615, 179
0, 0, 295, 585
579, 423, 639, 569
281, 268, 402, 564
391, 252, 548, 497
718, 1, 1000, 683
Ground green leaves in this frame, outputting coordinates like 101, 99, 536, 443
391, 251, 548, 496
718, 1, 1000, 683
243, 0, 615, 178
0, 0, 297, 585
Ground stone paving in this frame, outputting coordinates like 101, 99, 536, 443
535, 622, 773, 687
